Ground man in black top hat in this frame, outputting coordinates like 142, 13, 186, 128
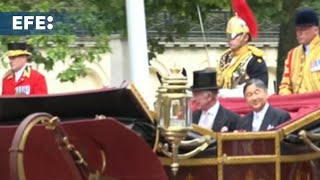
279, 8, 320, 94
2, 42, 48, 95
191, 68, 239, 132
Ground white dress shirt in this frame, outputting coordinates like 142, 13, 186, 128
14, 64, 28, 82
252, 103, 269, 132
198, 101, 220, 129
304, 44, 310, 56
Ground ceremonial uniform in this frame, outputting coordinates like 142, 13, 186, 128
2, 65, 48, 95
279, 8, 320, 95
2, 42, 48, 95
218, 45, 268, 89
279, 35, 320, 95
217, 0, 268, 97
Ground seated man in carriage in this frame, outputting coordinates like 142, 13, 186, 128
191, 68, 240, 132
237, 79, 291, 131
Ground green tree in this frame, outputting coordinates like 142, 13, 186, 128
245, 0, 301, 91
0, 0, 242, 82
143, 0, 319, 91
0, 0, 110, 82
144, 0, 229, 59
1, 0, 319, 85
91, 0, 229, 60
248, 0, 319, 91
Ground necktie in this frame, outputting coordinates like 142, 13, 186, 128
199, 112, 211, 129
252, 113, 260, 132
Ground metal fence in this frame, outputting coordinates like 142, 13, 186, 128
147, 10, 279, 43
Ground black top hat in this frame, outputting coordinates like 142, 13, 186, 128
191, 68, 220, 91
6, 42, 32, 57
295, 8, 319, 26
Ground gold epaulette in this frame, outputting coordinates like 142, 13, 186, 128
3, 70, 13, 79
248, 46, 264, 57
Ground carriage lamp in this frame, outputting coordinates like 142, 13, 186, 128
155, 67, 211, 175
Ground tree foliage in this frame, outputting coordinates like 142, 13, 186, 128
144, 0, 229, 60
91, 0, 230, 60
0, 0, 110, 82
247, 0, 318, 88
143, 0, 320, 88
1, 0, 319, 84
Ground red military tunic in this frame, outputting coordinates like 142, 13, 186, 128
2, 66, 48, 95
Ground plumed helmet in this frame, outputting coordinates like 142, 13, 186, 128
226, 0, 258, 39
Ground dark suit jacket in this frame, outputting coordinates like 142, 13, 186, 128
237, 105, 291, 131
193, 105, 240, 132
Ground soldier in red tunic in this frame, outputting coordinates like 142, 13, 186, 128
2, 42, 48, 95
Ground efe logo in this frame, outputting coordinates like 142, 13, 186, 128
12, 16, 53, 30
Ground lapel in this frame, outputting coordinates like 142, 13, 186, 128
243, 113, 254, 131
212, 105, 224, 131
16, 66, 31, 85
192, 110, 202, 124
259, 106, 274, 131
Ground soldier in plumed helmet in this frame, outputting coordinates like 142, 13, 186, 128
217, 0, 268, 97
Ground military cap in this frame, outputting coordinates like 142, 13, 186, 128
6, 42, 32, 57
295, 8, 319, 26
